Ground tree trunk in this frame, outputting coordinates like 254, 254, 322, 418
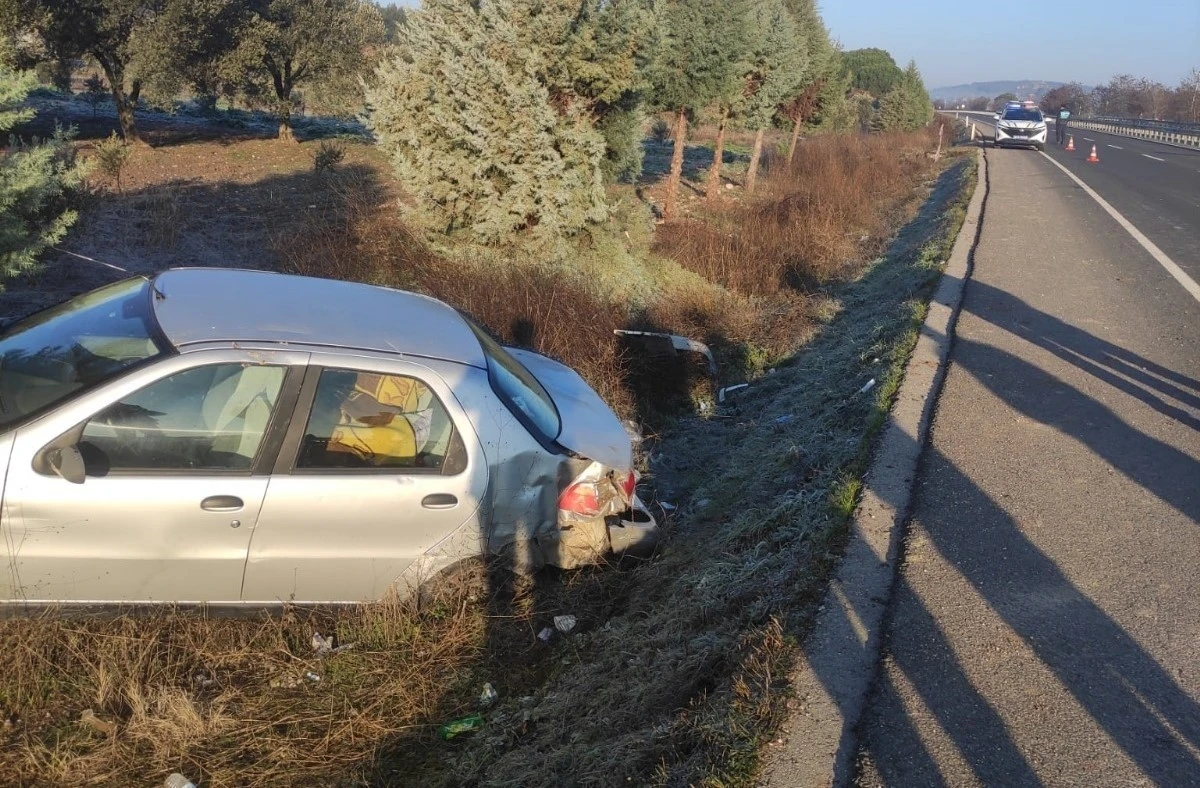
745, 128, 765, 194
787, 116, 803, 166
278, 105, 296, 142
95, 54, 140, 144
269, 59, 298, 142
664, 107, 687, 220
705, 106, 728, 202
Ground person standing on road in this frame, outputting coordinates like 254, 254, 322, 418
1056, 105, 1071, 144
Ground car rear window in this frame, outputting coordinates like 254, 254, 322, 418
1003, 108, 1043, 121
463, 319, 561, 444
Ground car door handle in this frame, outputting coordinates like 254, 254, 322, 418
421, 494, 458, 510
201, 495, 244, 512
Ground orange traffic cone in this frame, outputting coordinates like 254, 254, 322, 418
1066, 135, 1075, 151
1086, 144, 1099, 163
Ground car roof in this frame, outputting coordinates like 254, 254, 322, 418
150, 268, 486, 367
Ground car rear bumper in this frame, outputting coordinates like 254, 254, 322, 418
541, 493, 660, 569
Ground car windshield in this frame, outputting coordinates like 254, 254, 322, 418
463, 318, 562, 444
0, 278, 165, 431
1003, 109, 1043, 122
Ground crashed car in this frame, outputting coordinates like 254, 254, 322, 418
0, 269, 657, 605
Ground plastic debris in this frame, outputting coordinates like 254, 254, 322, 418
858, 378, 877, 395
718, 383, 749, 403
194, 671, 216, 690
163, 774, 198, 788
303, 671, 321, 683
660, 501, 677, 512
553, 615, 577, 634
537, 627, 555, 642
775, 414, 794, 424
438, 713, 485, 740
79, 709, 116, 737
479, 683, 498, 708
311, 632, 355, 658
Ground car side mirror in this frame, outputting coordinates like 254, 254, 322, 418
47, 444, 86, 485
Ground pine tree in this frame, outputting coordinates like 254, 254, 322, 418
0, 67, 83, 287
366, 0, 608, 246
646, 0, 749, 219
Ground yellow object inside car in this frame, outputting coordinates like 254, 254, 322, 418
327, 373, 431, 466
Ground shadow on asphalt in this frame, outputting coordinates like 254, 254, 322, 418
804, 284, 1200, 784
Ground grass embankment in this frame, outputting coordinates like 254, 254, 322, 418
0, 122, 974, 786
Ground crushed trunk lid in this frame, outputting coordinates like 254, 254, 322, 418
505, 348, 632, 471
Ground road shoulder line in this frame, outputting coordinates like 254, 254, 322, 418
758, 147, 987, 788
1038, 152, 1200, 304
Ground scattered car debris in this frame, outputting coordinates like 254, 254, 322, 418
537, 627, 555, 643
438, 713, 485, 740
479, 683, 498, 708
553, 615, 577, 634
613, 329, 717, 377
79, 709, 116, 737
311, 632, 355, 658
718, 383, 749, 403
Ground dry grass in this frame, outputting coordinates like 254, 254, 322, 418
2, 590, 489, 785
1, 121, 969, 787
654, 129, 941, 295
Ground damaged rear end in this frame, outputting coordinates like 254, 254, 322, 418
504, 348, 659, 570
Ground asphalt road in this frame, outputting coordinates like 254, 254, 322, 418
855, 143, 1200, 785
954, 112, 1200, 280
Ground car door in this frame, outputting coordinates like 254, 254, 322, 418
0, 349, 306, 604
241, 356, 488, 603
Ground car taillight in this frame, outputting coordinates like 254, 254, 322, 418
559, 482, 600, 516
620, 470, 636, 500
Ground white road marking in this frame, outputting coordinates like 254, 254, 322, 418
1040, 152, 1200, 305
1107, 145, 1123, 150
1083, 137, 1095, 142
1142, 153, 1165, 162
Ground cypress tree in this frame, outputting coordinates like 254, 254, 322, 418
0, 67, 82, 286
735, 0, 807, 194
367, 0, 609, 246
646, 0, 749, 219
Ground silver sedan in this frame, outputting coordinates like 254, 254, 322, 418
0, 269, 657, 605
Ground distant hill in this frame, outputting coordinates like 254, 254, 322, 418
929, 80, 1083, 102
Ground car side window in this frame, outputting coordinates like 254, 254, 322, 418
79, 364, 286, 473
296, 369, 465, 473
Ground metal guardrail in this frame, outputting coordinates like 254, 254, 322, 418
1086, 116, 1200, 135
1070, 117, 1200, 149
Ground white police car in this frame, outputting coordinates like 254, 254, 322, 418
994, 102, 1047, 151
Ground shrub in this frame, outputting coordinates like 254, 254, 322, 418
93, 132, 132, 192
0, 67, 84, 286
313, 139, 346, 173
82, 73, 107, 117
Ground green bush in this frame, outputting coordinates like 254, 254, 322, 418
0, 67, 84, 287
93, 132, 132, 192
313, 139, 346, 173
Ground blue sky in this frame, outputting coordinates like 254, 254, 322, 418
383, 1, 1198, 89
820, 0, 1199, 88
